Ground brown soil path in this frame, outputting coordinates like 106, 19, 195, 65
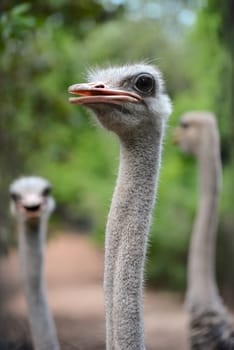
0, 232, 189, 349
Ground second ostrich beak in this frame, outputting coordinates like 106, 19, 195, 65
68, 83, 142, 105
173, 127, 183, 144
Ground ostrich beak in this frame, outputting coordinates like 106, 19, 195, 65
19, 194, 44, 218
172, 127, 183, 145
68, 82, 142, 105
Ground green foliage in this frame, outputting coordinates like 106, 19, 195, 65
204, 0, 234, 54
0, 3, 35, 46
0, 1, 122, 248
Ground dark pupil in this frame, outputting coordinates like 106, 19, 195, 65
135, 75, 154, 93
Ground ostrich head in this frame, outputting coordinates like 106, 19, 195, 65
9, 176, 55, 221
174, 111, 218, 156
68, 63, 172, 136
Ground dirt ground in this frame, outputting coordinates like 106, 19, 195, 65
0, 232, 189, 350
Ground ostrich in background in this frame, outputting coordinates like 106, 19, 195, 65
10, 176, 60, 350
69, 63, 172, 350
174, 111, 234, 349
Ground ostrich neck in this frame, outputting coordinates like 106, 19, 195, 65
104, 126, 163, 350
18, 217, 60, 350
187, 133, 222, 311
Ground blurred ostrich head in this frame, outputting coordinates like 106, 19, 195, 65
10, 176, 55, 221
174, 111, 218, 156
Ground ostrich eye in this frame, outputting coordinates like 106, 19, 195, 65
134, 74, 155, 94
180, 121, 189, 129
10, 193, 20, 202
42, 187, 51, 197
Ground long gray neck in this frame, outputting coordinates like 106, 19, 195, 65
104, 124, 164, 350
18, 217, 60, 350
187, 126, 222, 312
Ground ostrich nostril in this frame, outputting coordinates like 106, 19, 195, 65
94, 83, 105, 88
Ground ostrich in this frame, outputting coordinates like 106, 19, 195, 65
9, 176, 60, 350
174, 111, 234, 349
68, 63, 172, 350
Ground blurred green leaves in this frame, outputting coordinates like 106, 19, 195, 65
0, 3, 35, 47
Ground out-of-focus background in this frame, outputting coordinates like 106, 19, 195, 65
0, 0, 233, 349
